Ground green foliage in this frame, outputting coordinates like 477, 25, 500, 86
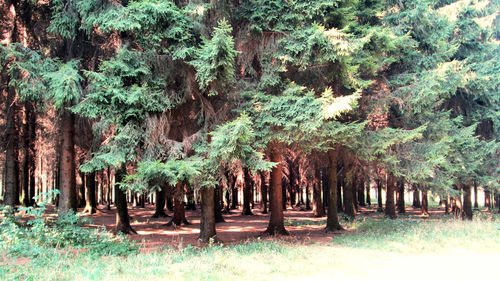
44, 60, 83, 108
190, 20, 238, 96
0, 191, 137, 259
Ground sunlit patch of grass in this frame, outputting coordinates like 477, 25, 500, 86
334, 214, 500, 253
285, 218, 326, 227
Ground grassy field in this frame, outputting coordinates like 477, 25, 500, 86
2, 212, 499, 280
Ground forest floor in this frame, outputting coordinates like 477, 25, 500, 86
83, 203, 451, 250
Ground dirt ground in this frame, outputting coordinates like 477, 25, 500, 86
82, 204, 445, 251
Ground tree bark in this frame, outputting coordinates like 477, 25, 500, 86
385, 174, 396, 219
3, 83, 18, 207
321, 167, 329, 212
214, 185, 225, 222
265, 144, 289, 235
260, 172, 268, 214
412, 185, 421, 208
366, 182, 371, 205
313, 167, 325, 217
167, 183, 190, 226
114, 166, 136, 234
337, 174, 343, 212
342, 170, 355, 220
326, 150, 342, 231
421, 189, 429, 216
152, 188, 169, 218
242, 168, 254, 215
484, 190, 491, 211
82, 172, 98, 214
305, 183, 311, 210
58, 109, 77, 214
396, 180, 405, 214
199, 186, 217, 243
230, 174, 238, 209
357, 173, 366, 207
376, 179, 383, 212
462, 184, 473, 220
186, 188, 196, 210
473, 184, 478, 209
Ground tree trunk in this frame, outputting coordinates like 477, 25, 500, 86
260, 172, 268, 214
421, 189, 429, 216
242, 168, 254, 215
366, 182, 371, 205
484, 190, 491, 211
321, 167, 329, 212
337, 174, 343, 212
231, 174, 238, 209
385, 174, 396, 219
265, 144, 289, 235
3, 84, 18, 207
342, 170, 355, 220
326, 150, 342, 231
167, 183, 190, 226
462, 184, 473, 220
412, 185, 421, 208
186, 188, 196, 210
152, 188, 169, 218
199, 186, 217, 243
114, 166, 135, 234
313, 167, 325, 217
305, 183, 311, 210
396, 180, 405, 214
166, 195, 174, 211
376, 179, 383, 212
82, 172, 98, 214
357, 174, 366, 207
473, 184, 478, 209
214, 185, 225, 222
58, 109, 77, 214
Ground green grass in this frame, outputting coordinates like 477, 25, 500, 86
2, 213, 499, 280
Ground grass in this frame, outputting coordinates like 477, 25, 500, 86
1, 213, 499, 280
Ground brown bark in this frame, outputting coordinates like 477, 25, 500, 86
166, 183, 190, 226
214, 185, 225, 222
337, 174, 343, 212
421, 189, 429, 216
321, 167, 329, 212
376, 179, 383, 212
326, 150, 342, 231
366, 182, 371, 205
3, 81, 18, 207
230, 174, 238, 209
462, 184, 473, 220
412, 185, 421, 208
265, 144, 289, 235
385, 174, 396, 219
473, 184, 478, 209
484, 190, 491, 211
58, 109, 77, 214
312, 166, 325, 217
186, 188, 196, 210
242, 168, 253, 215
152, 188, 169, 218
260, 172, 268, 214
342, 171, 355, 220
199, 186, 217, 243
357, 173, 366, 207
114, 166, 136, 234
396, 180, 405, 214
82, 172, 98, 214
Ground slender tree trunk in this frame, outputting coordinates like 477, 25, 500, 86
484, 190, 491, 211
58, 109, 77, 213
342, 170, 355, 220
462, 184, 473, 220
260, 172, 268, 214
396, 180, 405, 214
313, 167, 325, 217
321, 167, 329, 212
242, 168, 254, 215
358, 174, 366, 207
385, 174, 396, 219
152, 188, 169, 218
421, 189, 429, 216
167, 183, 189, 226
231, 174, 238, 209
326, 150, 342, 231
114, 166, 135, 234
82, 172, 97, 214
199, 186, 217, 243
337, 174, 343, 212
186, 188, 196, 210
305, 183, 311, 210
3, 84, 18, 207
376, 179, 383, 212
366, 182, 371, 205
473, 184, 478, 209
214, 185, 225, 222
265, 144, 289, 235
412, 185, 421, 208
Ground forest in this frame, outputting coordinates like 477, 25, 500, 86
0, 0, 499, 280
